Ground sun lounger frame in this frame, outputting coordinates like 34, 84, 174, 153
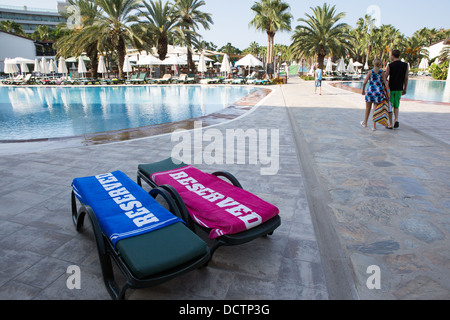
71, 186, 210, 300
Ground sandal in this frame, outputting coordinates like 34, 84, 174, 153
360, 121, 367, 128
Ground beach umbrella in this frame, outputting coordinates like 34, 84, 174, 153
123, 55, 132, 78
325, 58, 334, 73
160, 55, 186, 65
3, 58, 11, 75
347, 58, 355, 74
97, 55, 107, 78
197, 52, 208, 73
235, 54, 263, 68
220, 54, 232, 75
353, 61, 363, 68
58, 57, 68, 77
8, 57, 33, 75
34, 58, 41, 74
78, 56, 87, 78
337, 58, 346, 73
235, 54, 263, 76
49, 59, 57, 77
136, 55, 162, 66
20, 62, 29, 74
66, 56, 90, 63
41, 57, 50, 75
419, 58, 429, 70
191, 54, 214, 62
364, 61, 369, 70
9, 57, 34, 64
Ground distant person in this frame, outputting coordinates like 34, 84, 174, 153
361, 58, 388, 131
314, 64, 322, 95
385, 49, 409, 129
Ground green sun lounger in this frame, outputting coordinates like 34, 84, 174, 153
71, 171, 210, 300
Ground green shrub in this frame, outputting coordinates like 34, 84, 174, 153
300, 75, 315, 81
429, 61, 449, 80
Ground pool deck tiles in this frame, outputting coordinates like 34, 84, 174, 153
0, 78, 449, 300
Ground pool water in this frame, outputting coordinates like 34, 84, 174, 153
342, 79, 450, 103
0, 85, 256, 141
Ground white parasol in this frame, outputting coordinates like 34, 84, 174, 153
58, 57, 68, 76
97, 55, 107, 78
220, 54, 232, 75
123, 55, 132, 78
78, 56, 87, 78
41, 57, 50, 75
197, 52, 207, 73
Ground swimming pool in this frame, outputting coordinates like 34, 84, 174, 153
0, 85, 257, 141
341, 79, 450, 103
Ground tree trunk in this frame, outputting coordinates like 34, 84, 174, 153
318, 54, 325, 71
87, 43, 98, 79
158, 36, 168, 76
116, 37, 125, 79
365, 43, 372, 68
267, 31, 275, 78
187, 38, 194, 74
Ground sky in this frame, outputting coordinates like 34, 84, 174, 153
1, 0, 449, 49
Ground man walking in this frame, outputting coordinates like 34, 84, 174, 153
385, 50, 409, 129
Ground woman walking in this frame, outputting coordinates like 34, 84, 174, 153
361, 58, 390, 131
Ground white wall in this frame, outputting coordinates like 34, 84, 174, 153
0, 32, 35, 72
425, 40, 448, 60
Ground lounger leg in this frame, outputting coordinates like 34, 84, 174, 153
207, 240, 226, 263
76, 205, 123, 300
71, 191, 85, 231
137, 174, 142, 187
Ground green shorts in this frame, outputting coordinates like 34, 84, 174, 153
390, 91, 403, 109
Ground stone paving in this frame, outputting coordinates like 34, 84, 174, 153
0, 78, 449, 300
281, 79, 450, 299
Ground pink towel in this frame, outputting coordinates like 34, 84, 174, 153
151, 166, 279, 239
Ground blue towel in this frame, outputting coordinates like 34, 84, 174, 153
72, 171, 184, 247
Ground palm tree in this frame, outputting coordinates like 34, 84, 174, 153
140, 0, 185, 61
0, 20, 25, 35
93, 0, 144, 79
249, 0, 292, 72
55, 0, 102, 78
32, 25, 53, 41
243, 41, 260, 56
371, 25, 404, 66
174, 0, 213, 73
290, 3, 350, 70
403, 35, 429, 68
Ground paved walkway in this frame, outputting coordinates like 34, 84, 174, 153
0, 78, 449, 300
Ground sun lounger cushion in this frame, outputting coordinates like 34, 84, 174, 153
147, 165, 280, 239
116, 221, 208, 279
72, 170, 184, 247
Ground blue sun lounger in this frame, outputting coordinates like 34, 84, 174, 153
71, 170, 210, 299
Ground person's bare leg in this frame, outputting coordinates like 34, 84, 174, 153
388, 112, 393, 129
361, 102, 372, 127
372, 104, 377, 131
394, 108, 399, 124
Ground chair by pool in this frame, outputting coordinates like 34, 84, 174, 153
156, 74, 172, 84
71, 170, 210, 300
137, 158, 281, 260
